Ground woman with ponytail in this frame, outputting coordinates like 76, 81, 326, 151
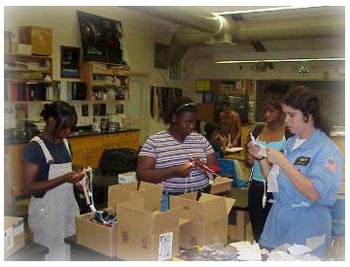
23, 101, 85, 260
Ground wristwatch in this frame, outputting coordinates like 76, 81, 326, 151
256, 156, 266, 161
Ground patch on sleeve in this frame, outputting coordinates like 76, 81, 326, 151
294, 156, 310, 166
324, 157, 337, 173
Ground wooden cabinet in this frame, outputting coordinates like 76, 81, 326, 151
80, 61, 129, 101
4, 144, 26, 203
69, 130, 140, 168
102, 134, 120, 150
4, 54, 53, 102
69, 135, 103, 169
121, 131, 140, 151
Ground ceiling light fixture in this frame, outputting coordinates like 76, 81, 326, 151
214, 6, 323, 16
298, 65, 310, 76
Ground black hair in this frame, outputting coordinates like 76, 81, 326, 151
221, 100, 230, 108
40, 101, 77, 132
282, 86, 331, 135
263, 81, 290, 109
204, 122, 218, 138
164, 96, 197, 124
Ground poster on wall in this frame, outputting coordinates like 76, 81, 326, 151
195, 79, 210, 92
202, 92, 214, 103
77, 10, 129, 65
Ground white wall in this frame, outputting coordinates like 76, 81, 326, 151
183, 49, 345, 83
4, 6, 345, 137
4, 6, 192, 137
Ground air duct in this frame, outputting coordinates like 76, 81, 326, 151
129, 7, 345, 66
234, 16, 344, 42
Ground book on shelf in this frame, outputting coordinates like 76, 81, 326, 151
5, 81, 49, 101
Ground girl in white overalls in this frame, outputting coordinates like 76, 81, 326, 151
23, 101, 85, 260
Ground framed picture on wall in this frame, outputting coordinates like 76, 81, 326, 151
60, 46, 80, 78
77, 10, 129, 65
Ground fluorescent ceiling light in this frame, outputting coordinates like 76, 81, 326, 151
215, 49, 345, 64
216, 57, 345, 64
214, 6, 323, 16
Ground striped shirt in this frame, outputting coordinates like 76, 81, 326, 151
138, 130, 214, 192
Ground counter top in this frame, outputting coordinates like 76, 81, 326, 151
68, 128, 140, 138
330, 126, 345, 137
5, 128, 140, 145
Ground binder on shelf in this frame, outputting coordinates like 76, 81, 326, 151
10, 83, 19, 101
17, 83, 26, 101
28, 83, 37, 101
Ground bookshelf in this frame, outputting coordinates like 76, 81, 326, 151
4, 54, 53, 102
80, 61, 129, 101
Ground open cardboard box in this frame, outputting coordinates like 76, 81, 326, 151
108, 181, 163, 212
76, 181, 163, 257
4, 216, 25, 259
210, 176, 232, 195
116, 198, 181, 261
76, 208, 116, 257
170, 192, 235, 249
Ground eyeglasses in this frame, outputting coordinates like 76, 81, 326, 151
175, 103, 196, 113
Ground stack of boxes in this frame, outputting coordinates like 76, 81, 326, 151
4, 217, 25, 259
18, 26, 52, 56
74, 180, 235, 261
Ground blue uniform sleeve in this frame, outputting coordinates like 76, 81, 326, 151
308, 141, 343, 206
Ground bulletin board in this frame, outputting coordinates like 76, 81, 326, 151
255, 80, 345, 126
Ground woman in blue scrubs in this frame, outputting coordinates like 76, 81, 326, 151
248, 86, 343, 257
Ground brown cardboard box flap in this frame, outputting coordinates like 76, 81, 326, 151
210, 177, 232, 194
170, 193, 235, 222
75, 208, 116, 257
116, 198, 181, 260
117, 198, 180, 235
108, 181, 163, 212
179, 218, 191, 226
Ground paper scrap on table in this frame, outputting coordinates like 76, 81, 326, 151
306, 234, 326, 251
287, 244, 311, 256
267, 250, 297, 261
229, 241, 262, 261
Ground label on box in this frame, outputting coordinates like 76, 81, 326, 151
118, 172, 137, 184
158, 232, 173, 261
4, 227, 14, 252
13, 219, 24, 237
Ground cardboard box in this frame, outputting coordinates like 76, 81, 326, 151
17, 43, 32, 55
4, 216, 25, 258
108, 181, 163, 212
118, 171, 137, 184
19, 26, 52, 55
170, 192, 235, 249
210, 177, 232, 195
116, 198, 180, 261
76, 208, 116, 257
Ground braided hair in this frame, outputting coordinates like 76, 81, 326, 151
40, 101, 77, 133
